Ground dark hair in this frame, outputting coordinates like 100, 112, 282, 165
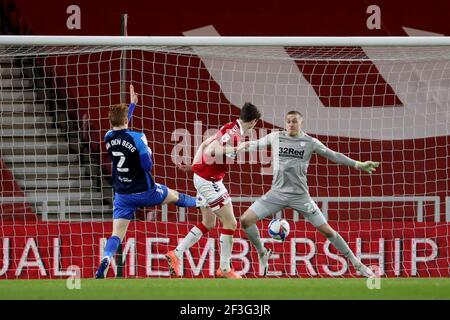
109, 103, 128, 127
286, 110, 303, 118
240, 102, 262, 122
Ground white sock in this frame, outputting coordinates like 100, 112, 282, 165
244, 225, 265, 255
219, 233, 233, 272
175, 226, 204, 258
328, 232, 359, 266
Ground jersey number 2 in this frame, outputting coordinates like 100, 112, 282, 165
112, 151, 129, 172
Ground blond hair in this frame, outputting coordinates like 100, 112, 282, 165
109, 103, 128, 127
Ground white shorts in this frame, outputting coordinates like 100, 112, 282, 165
249, 190, 327, 227
193, 173, 231, 211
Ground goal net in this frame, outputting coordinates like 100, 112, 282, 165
0, 38, 449, 279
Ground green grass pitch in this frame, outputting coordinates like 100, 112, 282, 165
1, 278, 450, 300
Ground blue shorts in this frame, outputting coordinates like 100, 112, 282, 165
113, 183, 169, 220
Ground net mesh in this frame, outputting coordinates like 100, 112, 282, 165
0, 44, 449, 278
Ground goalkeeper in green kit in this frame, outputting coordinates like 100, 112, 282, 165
239, 110, 379, 277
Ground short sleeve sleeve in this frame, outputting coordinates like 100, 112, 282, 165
135, 133, 152, 156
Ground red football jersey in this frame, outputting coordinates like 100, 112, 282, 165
192, 119, 244, 181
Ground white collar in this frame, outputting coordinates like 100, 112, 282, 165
286, 130, 305, 138
236, 119, 245, 135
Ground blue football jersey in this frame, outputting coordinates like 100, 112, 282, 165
104, 129, 154, 194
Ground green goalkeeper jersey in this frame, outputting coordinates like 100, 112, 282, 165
248, 131, 357, 195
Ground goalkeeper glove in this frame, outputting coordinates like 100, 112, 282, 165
355, 161, 379, 173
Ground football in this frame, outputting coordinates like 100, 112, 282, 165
268, 218, 290, 241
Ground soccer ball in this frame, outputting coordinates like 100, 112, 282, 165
268, 218, 290, 241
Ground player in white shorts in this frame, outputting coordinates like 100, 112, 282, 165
239, 110, 379, 278
166, 102, 262, 279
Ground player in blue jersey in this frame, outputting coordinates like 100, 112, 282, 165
95, 84, 201, 278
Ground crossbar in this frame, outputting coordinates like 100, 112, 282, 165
1, 36, 450, 46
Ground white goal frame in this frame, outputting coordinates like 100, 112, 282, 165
1, 35, 450, 47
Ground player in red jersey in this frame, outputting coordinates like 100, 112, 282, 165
166, 102, 261, 279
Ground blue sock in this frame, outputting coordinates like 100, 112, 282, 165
175, 193, 197, 207
104, 235, 121, 258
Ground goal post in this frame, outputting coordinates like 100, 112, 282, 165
0, 36, 449, 279
2, 35, 450, 46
